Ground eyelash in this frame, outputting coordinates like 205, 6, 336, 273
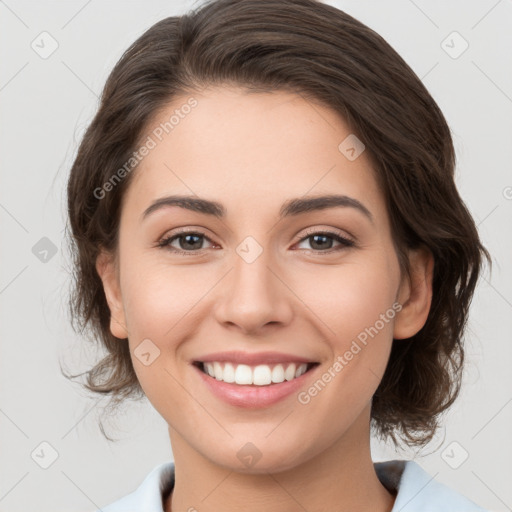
157, 228, 355, 256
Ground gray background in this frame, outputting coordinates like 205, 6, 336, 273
1, 0, 511, 511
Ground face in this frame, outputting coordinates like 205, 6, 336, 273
97, 86, 432, 473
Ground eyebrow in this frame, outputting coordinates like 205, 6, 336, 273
141, 194, 374, 224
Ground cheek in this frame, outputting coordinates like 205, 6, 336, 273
121, 258, 207, 339
119, 262, 202, 410
294, 258, 400, 425
294, 253, 400, 340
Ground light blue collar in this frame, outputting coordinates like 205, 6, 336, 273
99, 459, 488, 511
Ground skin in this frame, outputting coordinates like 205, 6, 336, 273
96, 86, 434, 512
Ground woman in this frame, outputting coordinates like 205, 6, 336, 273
65, 0, 491, 510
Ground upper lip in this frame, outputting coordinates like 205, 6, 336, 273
193, 351, 317, 366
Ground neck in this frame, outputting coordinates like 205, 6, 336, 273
165, 407, 396, 512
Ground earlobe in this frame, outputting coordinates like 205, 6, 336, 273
393, 247, 434, 340
95, 249, 129, 340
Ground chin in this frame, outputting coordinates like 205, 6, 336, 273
207, 441, 312, 475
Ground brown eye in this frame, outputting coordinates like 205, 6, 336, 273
158, 231, 214, 255
295, 230, 355, 253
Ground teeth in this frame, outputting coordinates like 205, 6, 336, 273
213, 362, 223, 380
223, 363, 235, 383
271, 364, 285, 383
253, 365, 272, 385
234, 364, 252, 385
202, 362, 310, 385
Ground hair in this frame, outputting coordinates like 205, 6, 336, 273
64, 0, 491, 448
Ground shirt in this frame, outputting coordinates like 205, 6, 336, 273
97, 459, 489, 511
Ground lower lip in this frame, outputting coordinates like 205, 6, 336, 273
194, 364, 319, 408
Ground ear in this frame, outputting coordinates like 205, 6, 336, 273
393, 246, 434, 340
95, 249, 128, 340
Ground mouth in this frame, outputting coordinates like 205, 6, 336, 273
193, 361, 320, 386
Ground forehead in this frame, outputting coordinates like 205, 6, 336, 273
123, 86, 386, 225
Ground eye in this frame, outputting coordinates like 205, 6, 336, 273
294, 228, 355, 254
157, 230, 215, 255
157, 228, 355, 256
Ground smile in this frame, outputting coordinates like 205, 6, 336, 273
195, 361, 318, 386
192, 360, 321, 408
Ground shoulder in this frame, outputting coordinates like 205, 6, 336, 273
376, 459, 489, 512
96, 461, 175, 512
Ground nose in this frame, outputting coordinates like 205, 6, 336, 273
213, 245, 293, 335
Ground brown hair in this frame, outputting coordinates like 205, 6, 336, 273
64, 0, 491, 448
